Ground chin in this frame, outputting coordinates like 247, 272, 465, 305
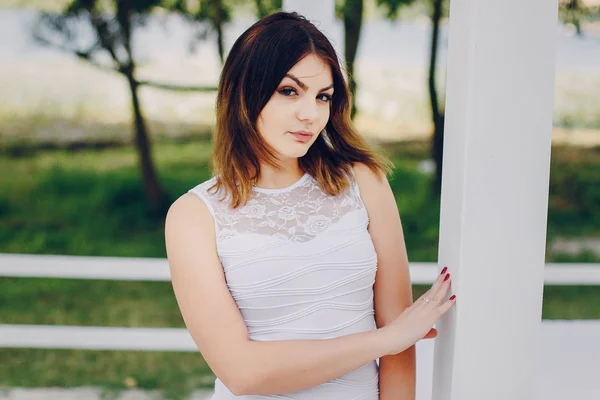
278, 146, 311, 160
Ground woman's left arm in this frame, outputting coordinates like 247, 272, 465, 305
353, 163, 416, 400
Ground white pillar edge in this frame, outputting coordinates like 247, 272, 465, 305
432, 1, 559, 399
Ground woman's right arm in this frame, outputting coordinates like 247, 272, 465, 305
164, 193, 455, 396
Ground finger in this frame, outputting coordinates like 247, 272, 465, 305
430, 271, 452, 302
418, 269, 448, 306
437, 295, 457, 316
415, 290, 435, 309
414, 287, 431, 303
432, 274, 452, 302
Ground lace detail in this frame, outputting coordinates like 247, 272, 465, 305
191, 173, 365, 244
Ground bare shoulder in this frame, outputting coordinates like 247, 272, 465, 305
164, 192, 217, 269
351, 162, 392, 205
166, 192, 214, 234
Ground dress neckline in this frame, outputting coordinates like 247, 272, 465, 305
253, 172, 310, 194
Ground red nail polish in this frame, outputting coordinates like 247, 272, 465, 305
440, 267, 447, 275
444, 273, 450, 281
449, 295, 456, 300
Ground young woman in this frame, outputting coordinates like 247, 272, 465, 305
165, 11, 455, 400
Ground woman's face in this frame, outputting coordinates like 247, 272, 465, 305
256, 54, 334, 161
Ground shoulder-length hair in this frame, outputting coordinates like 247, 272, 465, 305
210, 11, 392, 208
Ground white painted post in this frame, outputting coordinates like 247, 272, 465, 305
282, 0, 342, 58
431, 1, 559, 400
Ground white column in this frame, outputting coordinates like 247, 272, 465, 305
282, 0, 341, 58
432, 1, 558, 400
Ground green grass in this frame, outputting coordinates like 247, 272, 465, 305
1, 278, 183, 327
0, 348, 216, 399
546, 145, 600, 237
0, 141, 213, 256
1, 139, 600, 394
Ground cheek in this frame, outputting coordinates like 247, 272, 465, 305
319, 105, 331, 126
260, 99, 286, 126
257, 107, 284, 140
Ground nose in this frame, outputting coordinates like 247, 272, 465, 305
296, 97, 319, 123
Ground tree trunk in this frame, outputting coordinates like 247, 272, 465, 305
213, 0, 225, 64
343, 0, 364, 120
568, 0, 583, 36
124, 69, 169, 214
429, 0, 444, 196
215, 18, 225, 64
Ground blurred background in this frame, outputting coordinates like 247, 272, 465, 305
1, 0, 599, 399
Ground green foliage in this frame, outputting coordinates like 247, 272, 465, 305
548, 152, 600, 237
388, 158, 441, 261
376, 0, 417, 19
63, 0, 163, 14
35, 1, 163, 67
336, 0, 416, 20
166, 0, 232, 25
64, 0, 96, 13
559, 0, 600, 24
254, 0, 281, 18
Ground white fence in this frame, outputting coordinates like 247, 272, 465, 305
1, 253, 600, 351
3, 253, 600, 284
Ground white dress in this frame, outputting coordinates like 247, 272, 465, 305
189, 171, 379, 399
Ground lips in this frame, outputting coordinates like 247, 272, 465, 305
290, 131, 313, 143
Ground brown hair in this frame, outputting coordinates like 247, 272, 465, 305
210, 11, 392, 207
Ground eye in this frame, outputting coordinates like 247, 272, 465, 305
318, 94, 333, 102
278, 87, 297, 97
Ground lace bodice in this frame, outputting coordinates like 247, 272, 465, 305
188, 172, 379, 400
196, 172, 365, 244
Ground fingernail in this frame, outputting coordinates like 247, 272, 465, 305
440, 267, 447, 275
444, 273, 450, 281
449, 295, 456, 300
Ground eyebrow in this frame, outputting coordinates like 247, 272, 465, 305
285, 73, 334, 92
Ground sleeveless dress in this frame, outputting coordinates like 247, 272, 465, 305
188, 171, 379, 400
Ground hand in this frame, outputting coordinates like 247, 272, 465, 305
379, 268, 456, 356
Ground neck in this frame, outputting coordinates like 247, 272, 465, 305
255, 161, 305, 190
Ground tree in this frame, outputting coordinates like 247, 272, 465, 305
425, 0, 600, 196
338, 0, 364, 120
428, 0, 444, 196
376, 0, 443, 195
33, 0, 222, 213
174, 0, 231, 63
558, 0, 600, 37
561, 0, 584, 35
340, 0, 415, 120
33, 0, 171, 213
382, 0, 446, 196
